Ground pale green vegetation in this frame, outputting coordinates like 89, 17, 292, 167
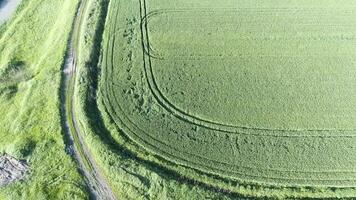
2, 0, 356, 199
0, 0, 88, 199
97, 0, 356, 198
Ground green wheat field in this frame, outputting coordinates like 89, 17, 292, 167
1, 0, 356, 199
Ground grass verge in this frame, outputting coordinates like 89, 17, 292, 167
0, 0, 88, 199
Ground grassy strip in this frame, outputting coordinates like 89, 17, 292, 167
0, 0, 88, 199
64, 0, 93, 174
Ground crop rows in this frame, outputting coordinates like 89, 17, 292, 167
99, 0, 356, 194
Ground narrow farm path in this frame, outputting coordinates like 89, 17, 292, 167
61, 0, 117, 199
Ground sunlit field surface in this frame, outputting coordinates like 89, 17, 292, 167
99, 0, 356, 197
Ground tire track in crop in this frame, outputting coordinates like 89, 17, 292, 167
135, 2, 356, 182
61, 0, 117, 199
99, 0, 356, 187
101, 0, 268, 183
139, 4, 356, 137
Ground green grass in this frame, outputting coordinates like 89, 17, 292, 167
0, 0, 88, 199
97, 0, 356, 198
3, 0, 356, 199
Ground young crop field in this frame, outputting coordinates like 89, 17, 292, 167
99, 0, 356, 197
3, 0, 356, 198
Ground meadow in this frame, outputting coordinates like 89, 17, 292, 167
0, 0, 88, 199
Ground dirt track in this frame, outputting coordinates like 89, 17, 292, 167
61, 0, 116, 199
